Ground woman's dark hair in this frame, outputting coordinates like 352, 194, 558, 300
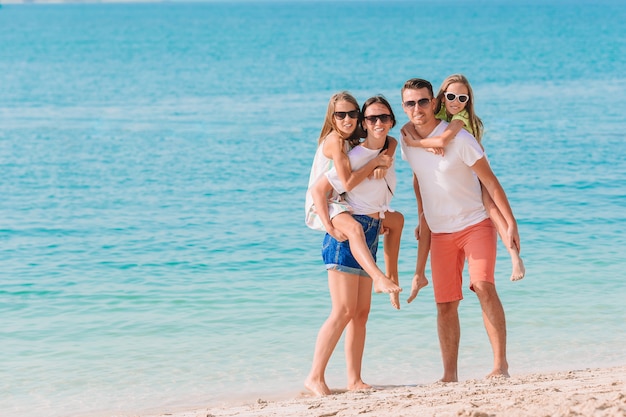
361, 95, 396, 129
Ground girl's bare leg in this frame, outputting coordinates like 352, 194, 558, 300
482, 188, 525, 281
344, 275, 373, 391
381, 211, 404, 309
305, 270, 361, 396
331, 213, 401, 293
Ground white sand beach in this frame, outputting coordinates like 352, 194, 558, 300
146, 365, 626, 417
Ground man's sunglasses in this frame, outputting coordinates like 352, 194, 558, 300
444, 92, 469, 103
403, 98, 432, 109
364, 114, 392, 124
333, 110, 360, 120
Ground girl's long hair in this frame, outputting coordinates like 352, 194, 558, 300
318, 91, 362, 148
435, 74, 484, 143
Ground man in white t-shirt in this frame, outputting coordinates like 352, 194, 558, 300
400, 78, 520, 382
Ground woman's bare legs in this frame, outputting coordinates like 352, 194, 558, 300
305, 270, 366, 396
331, 213, 401, 293
481, 188, 525, 281
344, 275, 373, 390
381, 211, 404, 309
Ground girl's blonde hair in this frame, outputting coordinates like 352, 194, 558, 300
318, 91, 361, 148
435, 74, 484, 143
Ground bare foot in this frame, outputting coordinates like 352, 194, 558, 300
510, 255, 525, 281
389, 292, 400, 310
438, 369, 459, 383
406, 273, 429, 303
372, 275, 402, 294
304, 378, 331, 396
347, 380, 372, 392
486, 369, 510, 379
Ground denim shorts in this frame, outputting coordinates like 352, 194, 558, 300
322, 214, 382, 277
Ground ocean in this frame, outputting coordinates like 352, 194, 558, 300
1, 1, 625, 416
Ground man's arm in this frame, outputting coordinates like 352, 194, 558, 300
407, 174, 430, 303
471, 157, 520, 251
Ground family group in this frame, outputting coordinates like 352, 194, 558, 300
303, 75, 525, 396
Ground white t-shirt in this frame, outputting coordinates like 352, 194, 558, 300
304, 139, 352, 230
401, 121, 487, 233
326, 143, 396, 218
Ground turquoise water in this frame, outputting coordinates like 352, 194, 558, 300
1, 1, 625, 416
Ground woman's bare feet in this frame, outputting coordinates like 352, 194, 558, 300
406, 273, 429, 303
304, 377, 331, 396
347, 380, 372, 392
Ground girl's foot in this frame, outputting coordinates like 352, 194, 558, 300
406, 273, 429, 303
372, 275, 401, 294
389, 292, 400, 310
510, 255, 525, 281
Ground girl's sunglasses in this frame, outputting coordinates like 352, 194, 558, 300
444, 92, 469, 103
333, 110, 360, 120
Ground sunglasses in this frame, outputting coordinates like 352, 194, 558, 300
444, 92, 469, 103
333, 110, 360, 120
403, 98, 432, 109
364, 114, 392, 124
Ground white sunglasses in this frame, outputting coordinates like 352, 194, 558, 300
444, 92, 469, 103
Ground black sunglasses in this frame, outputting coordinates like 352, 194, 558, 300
403, 98, 432, 109
333, 110, 360, 120
364, 114, 392, 124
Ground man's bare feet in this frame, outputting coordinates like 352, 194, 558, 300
389, 292, 400, 310
510, 255, 525, 281
406, 273, 429, 303
372, 275, 401, 294
347, 380, 372, 391
486, 369, 510, 379
304, 377, 331, 396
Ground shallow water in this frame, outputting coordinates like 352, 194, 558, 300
1, 1, 625, 416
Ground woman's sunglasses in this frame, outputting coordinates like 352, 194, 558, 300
444, 92, 469, 103
364, 114, 392, 124
333, 110, 360, 120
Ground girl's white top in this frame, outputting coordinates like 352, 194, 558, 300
304, 139, 352, 231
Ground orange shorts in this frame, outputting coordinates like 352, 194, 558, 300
430, 218, 497, 303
